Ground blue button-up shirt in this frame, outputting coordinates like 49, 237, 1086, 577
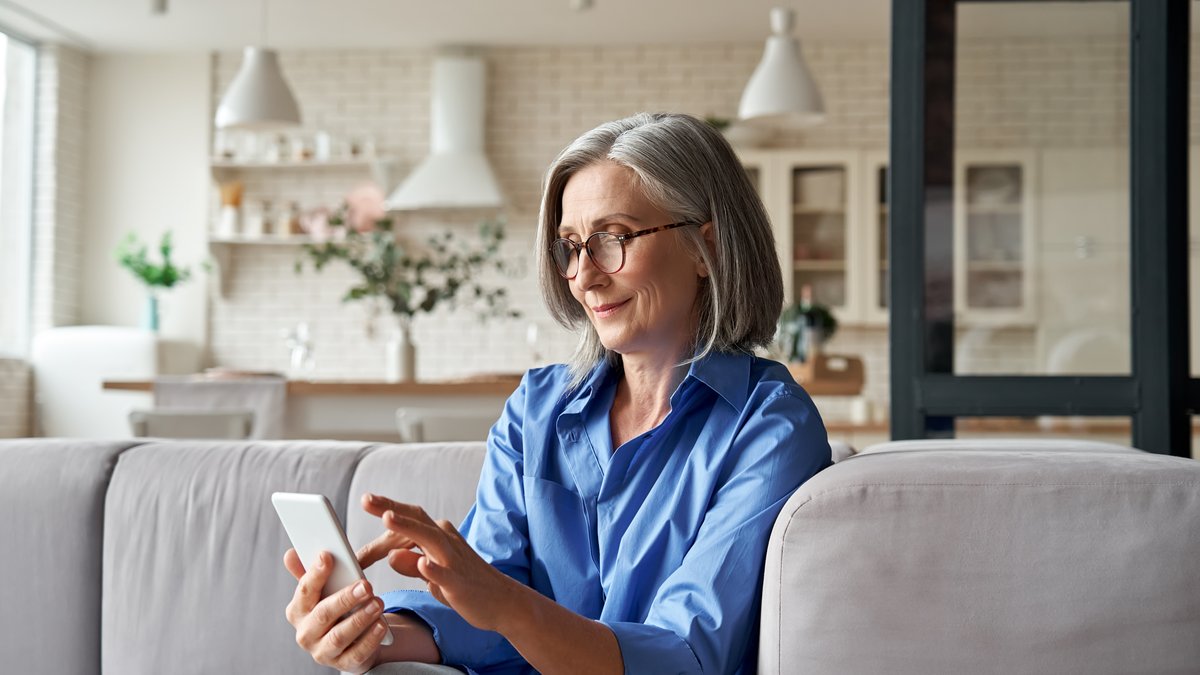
382, 351, 830, 674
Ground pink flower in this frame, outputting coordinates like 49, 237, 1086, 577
345, 182, 388, 233
300, 206, 332, 243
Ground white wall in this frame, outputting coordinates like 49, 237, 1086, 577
80, 53, 210, 350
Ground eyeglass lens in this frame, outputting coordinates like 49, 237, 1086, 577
551, 233, 625, 277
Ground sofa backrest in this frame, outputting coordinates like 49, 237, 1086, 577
0, 439, 137, 675
344, 442, 487, 592
100, 440, 370, 675
758, 439, 1200, 674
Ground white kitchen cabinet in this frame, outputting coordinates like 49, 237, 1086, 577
743, 148, 1037, 327
953, 150, 1039, 326
740, 150, 865, 324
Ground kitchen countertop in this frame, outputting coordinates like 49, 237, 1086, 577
102, 375, 523, 396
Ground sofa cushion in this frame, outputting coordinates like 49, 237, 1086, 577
0, 439, 139, 675
345, 442, 487, 593
101, 440, 370, 675
759, 443, 1200, 674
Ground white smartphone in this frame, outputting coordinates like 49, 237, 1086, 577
271, 492, 394, 646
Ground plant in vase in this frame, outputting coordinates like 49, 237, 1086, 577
777, 283, 837, 364
295, 183, 521, 382
115, 231, 195, 332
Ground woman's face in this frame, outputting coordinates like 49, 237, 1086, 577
558, 161, 708, 362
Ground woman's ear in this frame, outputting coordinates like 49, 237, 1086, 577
695, 222, 715, 278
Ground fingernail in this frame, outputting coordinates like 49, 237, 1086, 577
353, 582, 368, 599
373, 622, 385, 635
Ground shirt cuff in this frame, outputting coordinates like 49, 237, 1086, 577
382, 589, 510, 667
604, 621, 701, 675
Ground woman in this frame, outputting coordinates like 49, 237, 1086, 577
284, 112, 831, 675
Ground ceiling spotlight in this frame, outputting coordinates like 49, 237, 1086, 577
570, 0, 594, 11
151, 0, 167, 14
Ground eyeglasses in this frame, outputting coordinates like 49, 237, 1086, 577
550, 221, 696, 279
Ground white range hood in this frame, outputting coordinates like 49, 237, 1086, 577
387, 52, 504, 210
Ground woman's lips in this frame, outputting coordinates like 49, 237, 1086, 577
591, 299, 629, 318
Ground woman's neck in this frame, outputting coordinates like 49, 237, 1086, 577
609, 350, 690, 448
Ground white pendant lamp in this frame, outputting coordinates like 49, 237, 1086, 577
738, 7, 825, 126
215, 1, 300, 130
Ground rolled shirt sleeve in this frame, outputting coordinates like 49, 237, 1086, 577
382, 373, 533, 669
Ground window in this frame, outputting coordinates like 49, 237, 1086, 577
0, 30, 36, 357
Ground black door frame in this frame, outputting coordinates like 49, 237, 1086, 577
889, 0, 1192, 456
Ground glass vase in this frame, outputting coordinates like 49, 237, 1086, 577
384, 316, 416, 383
142, 292, 160, 332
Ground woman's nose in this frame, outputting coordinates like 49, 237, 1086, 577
573, 245, 606, 287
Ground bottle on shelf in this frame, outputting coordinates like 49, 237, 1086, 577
286, 202, 304, 236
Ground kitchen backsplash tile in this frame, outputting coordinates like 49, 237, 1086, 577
0, 359, 32, 438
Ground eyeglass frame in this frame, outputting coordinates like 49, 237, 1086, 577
549, 221, 698, 279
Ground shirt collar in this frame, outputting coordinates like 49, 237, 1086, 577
561, 356, 619, 417
565, 350, 752, 414
682, 350, 752, 411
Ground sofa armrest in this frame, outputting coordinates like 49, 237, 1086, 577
759, 441, 1200, 674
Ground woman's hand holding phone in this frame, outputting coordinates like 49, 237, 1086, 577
283, 549, 390, 674
277, 492, 441, 671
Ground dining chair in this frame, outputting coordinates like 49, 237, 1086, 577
129, 409, 255, 440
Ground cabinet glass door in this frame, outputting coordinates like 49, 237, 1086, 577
952, 150, 1038, 328
789, 164, 850, 311
963, 162, 1025, 310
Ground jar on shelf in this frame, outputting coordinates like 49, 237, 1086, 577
313, 131, 332, 162
290, 133, 314, 162
286, 202, 304, 235
260, 200, 277, 236
243, 202, 265, 239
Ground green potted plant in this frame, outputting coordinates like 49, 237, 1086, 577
778, 284, 837, 363
115, 231, 194, 332
295, 184, 521, 382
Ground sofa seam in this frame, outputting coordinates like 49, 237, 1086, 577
775, 493, 813, 672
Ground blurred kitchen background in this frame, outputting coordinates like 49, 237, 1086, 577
0, 1, 1197, 448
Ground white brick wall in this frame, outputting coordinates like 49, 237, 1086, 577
32, 44, 88, 334
0, 358, 32, 437
205, 36, 1162, 417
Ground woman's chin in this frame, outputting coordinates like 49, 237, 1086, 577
595, 330, 632, 355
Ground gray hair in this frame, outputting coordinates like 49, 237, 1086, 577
536, 112, 783, 388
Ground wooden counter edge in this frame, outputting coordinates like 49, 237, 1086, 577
102, 378, 521, 396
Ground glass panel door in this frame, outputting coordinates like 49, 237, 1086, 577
952, 1, 1130, 375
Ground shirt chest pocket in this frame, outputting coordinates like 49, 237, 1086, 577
522, 475, 603, 616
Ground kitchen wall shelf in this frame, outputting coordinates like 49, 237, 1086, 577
209, 235, 314, 245
211, 158, 386, 170
207, 152, 400, 298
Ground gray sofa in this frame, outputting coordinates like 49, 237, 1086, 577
1, 437, 1197, 674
